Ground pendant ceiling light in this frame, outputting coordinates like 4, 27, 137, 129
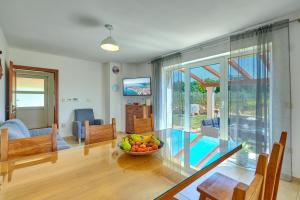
101, 24, 119, 52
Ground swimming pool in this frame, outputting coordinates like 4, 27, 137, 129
167, 129, 221, 169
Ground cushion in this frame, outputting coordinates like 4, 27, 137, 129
0, 123, 27, 139
0, 119, 31, 139
29, 128, 52, 137
74, 109, 95, 123
202, 119, 212, 126
11, 119, 31, 137
212, 118, 220, 128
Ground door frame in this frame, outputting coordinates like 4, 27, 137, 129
8, 61, 59, 126
163, 56, 228, 139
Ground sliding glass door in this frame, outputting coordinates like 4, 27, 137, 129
164, 57, 228, 139
189, 63, 221, 132
171, 69, 185, 130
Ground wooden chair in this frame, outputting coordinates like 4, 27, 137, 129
133, 114, 154, 134
0, 124, 58, 161
272, 131, 287, 200
84, 118, 116, 145
197, 131, 286, 200
3, 153, 58, 182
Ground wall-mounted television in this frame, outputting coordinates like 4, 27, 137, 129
123, 77, 151, 96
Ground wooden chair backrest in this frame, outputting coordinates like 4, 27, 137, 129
232, 153, 268, 200
272, 131, 287, 200
0, 124, 57, 161
264, 142, 284, 200
133, 114, 154, 134
84, 118, 116, 145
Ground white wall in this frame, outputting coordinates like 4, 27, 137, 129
0, 27, 8, 123
9, 47, 106, 137
104, 62, 123, 131
104, 62, 152, 132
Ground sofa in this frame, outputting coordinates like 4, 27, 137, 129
201, 117, 220, 138
72, 108, 104, 142
0, 119, 70, 150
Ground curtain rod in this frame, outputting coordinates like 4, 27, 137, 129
148, 17, 300, 64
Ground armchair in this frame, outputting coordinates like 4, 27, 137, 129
72, 109, 103, 143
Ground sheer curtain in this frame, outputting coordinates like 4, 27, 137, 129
228, 20, 292, 178
151, 53, 182, 130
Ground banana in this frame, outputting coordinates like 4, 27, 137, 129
150, 135, 160, 146
143, 135, 152, 143
130, 134, 142, 142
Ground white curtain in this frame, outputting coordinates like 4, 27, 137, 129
270, 21, 292, 179
228, 20, 292, 178
151, 53, 182, 130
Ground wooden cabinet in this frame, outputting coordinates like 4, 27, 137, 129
126, 105, 152, 133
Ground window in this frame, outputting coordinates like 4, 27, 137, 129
163, 57, 228, 139
16, 77, 45, 108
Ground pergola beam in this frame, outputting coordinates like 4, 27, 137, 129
228, 60, 252, 80
199, 78, 269, 88
180, 69, 219, 88
190, 73, 207, 86
202, 65, 221, 78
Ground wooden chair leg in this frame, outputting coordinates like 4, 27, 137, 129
199, 193, 206, 200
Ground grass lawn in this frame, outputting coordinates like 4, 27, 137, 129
173, 114, 207, 129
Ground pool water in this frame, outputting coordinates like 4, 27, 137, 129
169, 129, 220, 169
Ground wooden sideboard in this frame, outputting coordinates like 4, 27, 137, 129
126, 104, 152, 133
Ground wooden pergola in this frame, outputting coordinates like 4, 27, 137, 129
182, 59, 262, 119
181, 59, 262, 88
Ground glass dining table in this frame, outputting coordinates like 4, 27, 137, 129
0, 129, 241, 200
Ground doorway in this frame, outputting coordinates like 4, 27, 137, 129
15, 70, 54, 128
164, 57, 228, 139
8, 62, 59, 129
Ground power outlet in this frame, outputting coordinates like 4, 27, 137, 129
61, 123, 66, 128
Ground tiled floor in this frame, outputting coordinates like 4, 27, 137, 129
176, 161, 300, 200
64, 136, 300, 200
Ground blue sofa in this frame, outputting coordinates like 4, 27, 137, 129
72, 109, 103, 142
0, 119, 70, 150
201, 117, 220, 128
201, 117, 220, 138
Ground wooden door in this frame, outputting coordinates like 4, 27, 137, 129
8, 61, 16, 119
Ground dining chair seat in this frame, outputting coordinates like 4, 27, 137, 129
197, 172, 239, 200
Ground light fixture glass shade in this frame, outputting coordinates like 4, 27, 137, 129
100, 36, 119, 52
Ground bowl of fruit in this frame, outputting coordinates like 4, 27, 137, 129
119, 134, 163, 155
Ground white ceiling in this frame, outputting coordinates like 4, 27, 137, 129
0, 0, 300, 63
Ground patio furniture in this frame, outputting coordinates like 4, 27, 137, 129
201, 117, 220, 138
0, 119, 70, 151
201, 117, 220, 128
84, 118, 116, 145
1, 124, 57, 161
72, 108, 104, 143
